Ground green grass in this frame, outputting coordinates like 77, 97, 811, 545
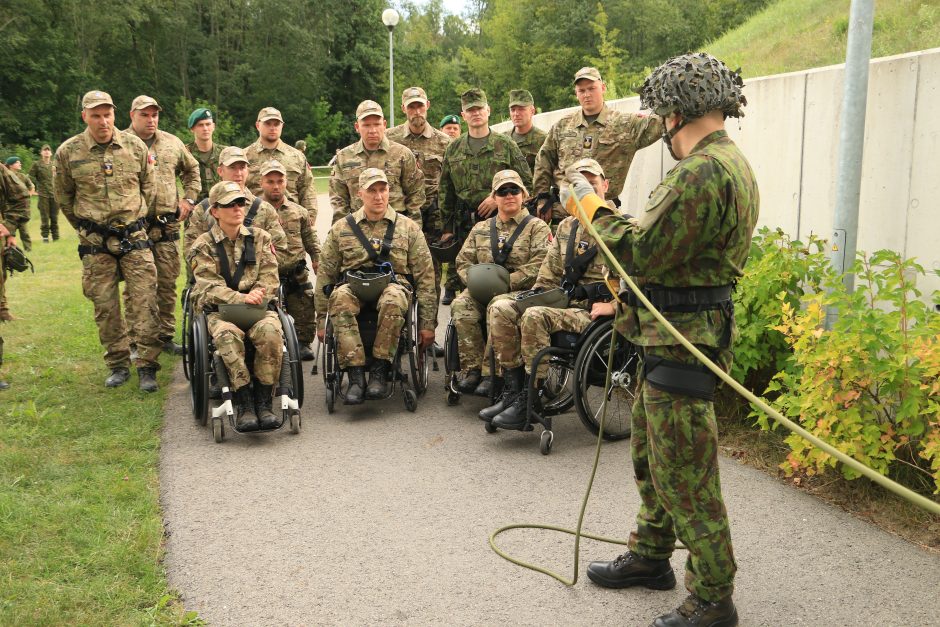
0, 199, 199, 624
708, 0, 940, 78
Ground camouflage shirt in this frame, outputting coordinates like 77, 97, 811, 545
386, 122, 452, 234
28, 160, 55, 197
316, 206, 437, 331
184, 141, 227, 200
1, 168, 31, 217
190, 223, 280, 311
244, 139, 318, 220
589, 130, 760, 347
533, 105, 662, 200
455, 211, 551, 291
329, 137, 425, 226
511, 126, 548, 175
439, 130, 532, 235
54, 127, 155, 237
271, 196, 320, 269
126, 127, 201, 220
534, 214, 612, 307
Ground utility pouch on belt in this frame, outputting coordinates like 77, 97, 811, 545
644, 355, 717, 401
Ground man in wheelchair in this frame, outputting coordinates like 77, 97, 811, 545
315, 168, 437, 405
190, 181, 284, 431
482, 158, 618, 429
450, 169, 551, 395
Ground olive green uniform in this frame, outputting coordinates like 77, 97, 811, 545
245, 139, 318, 220
28, 159, 59, 240
510, 126, 547, 175
184, 141, 227, 201
0, 164, 30, 317
3, 169, 33, 250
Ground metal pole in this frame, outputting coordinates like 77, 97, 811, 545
827, 0, 875, 328
389, 29, 395, 127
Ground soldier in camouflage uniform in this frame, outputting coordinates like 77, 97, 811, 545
571, 54, 758, 627
190, 181, 284, 432
330, 100, 425, 226
533, 66, 663, 223
54, 90, 163, 392
28, 145, 59, 242
184, 108, 226, 201
439, 88, 532, 301
260, 159, 320, 360
245, 107, 319, 221
0, 169, 20, 387
184, 146, 289, 268
2, 156, 34, 251
481, 158, 617, 427
125, 95, 201, 355
507, 90, 547, 175
450, 170, 550, 395
316, 168, 436, 405
0, 162, 30, 321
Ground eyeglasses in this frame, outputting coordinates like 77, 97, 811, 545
495, 186, 523, 197
217, 199, 247, 208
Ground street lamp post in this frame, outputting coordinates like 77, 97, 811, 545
382, 8, 400, 127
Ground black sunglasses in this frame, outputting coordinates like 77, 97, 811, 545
217, 199, 247, 209
495, 186, 523, 197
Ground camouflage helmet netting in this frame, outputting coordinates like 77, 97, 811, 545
640, 52, 746, 119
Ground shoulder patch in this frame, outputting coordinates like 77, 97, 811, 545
636, 185, 680, 231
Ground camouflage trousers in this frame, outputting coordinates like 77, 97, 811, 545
208, 310, 283, 389
451, 290, 513, 375
37, 195, 59, 239
520, 306, 592, 378
81, 248, 162, 369
329, 282, 408, 368
628, 343, 737, 603
282, 268, 316, 345
123, 231, 181, 342
3, 211, 31, 251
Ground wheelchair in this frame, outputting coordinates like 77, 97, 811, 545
485, 316, 639, 455
183, 286, 305, 443
321, 294, 430, 413
442, 318, 499, 406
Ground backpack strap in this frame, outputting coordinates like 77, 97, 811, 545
491, 213, 534, 267
243, 197, 262, 227
562, 221, 599, 288
345, 213, 396, 263
215, 227, 256, 292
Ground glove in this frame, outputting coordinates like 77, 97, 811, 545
561, 166, 607, 224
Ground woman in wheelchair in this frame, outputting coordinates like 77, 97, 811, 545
189, 181, 284, 432
315, 168, 437, 405
482, 158, 617, 430
450, 170, 551, 395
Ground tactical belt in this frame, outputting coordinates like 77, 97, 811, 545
215, 227, 255, 291
76, 218, 152, 260
345, 213, 396, 264
570, 281, 612, 304
490, 214, 533, 267
622, 284, 733, 312
150, 209, 181, 243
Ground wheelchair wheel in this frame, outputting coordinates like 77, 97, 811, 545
322, 317, 342, 412
190, 313, 211, 426
571, 319, 638, 441
279, 308, 304, 409
540, 359, 575, 415
181, 286, 193, 381
407, 301, 429, 396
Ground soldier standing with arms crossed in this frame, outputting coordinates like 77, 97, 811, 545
28, 145, 60, 242
54, 90, 163, 392
568, 53, 758, 627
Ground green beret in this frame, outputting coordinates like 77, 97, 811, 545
439, 114, 460, 127
188, 107, 213, 129
4, 156, 21, 166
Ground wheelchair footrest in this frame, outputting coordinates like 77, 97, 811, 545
212, 398, 234, 419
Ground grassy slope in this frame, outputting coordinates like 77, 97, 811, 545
707, 0, 940, 78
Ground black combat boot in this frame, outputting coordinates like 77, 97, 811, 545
492, 374, 532, 430
431, 341, 445, 358
300, 345, 315, 361
137, 366, 159, 393
651, 594, 738, 627
254, 383, 279, 429
441, 287, 455, 306
105, 367, 130, 388
473, 376, 493, 397
479, 367, 524, 422
345, 367, 366, 405
456, 368, 481, 393
161, 336, 184, 356
586, 550, 676, 590
366, 359, 392, 399
234, 386, 259, 431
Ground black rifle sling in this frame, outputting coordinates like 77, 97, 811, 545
490, 214, 534, 267
563, 221, 599, 285
215, 227, 256, 291
243, 197, 262, 227
345, 214, 396, 264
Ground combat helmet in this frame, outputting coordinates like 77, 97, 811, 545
346, 268, 392, 303
428, 237, 460, 264
466, 263, 510, 305
512, 287, 569, 313
2, 245, 33, 276
218, 303, 268, 331
640, 52, 746, 120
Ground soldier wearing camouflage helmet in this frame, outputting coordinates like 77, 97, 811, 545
184, 107, 227, 201
316, 168, 437, 405
533, 66, 663, 224
568, 53, 758, 627
507, 89, 547, 175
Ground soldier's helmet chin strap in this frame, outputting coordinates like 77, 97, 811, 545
662, 113, 689, 162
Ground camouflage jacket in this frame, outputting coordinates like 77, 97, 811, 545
271, 196, 320, 270
184, 188, 289, 268
126, 127, 201, 222
190, 223, 280, 311
28, 160, 54, 197
329, 137, 425, 226
184, 141, 226, 200
316, 206, 437, 331
54, 127, 155, 238
439, 130, 532, 235
588, 130, 760, 347
455, 210, 551, 291
534, 215, 611, 308
244, 139, 318, 220
533, 105, 662, 199
511, 126, 548, 175
1, 167, 32, 217
386, 122, 452, 234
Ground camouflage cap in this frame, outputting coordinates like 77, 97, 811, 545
41, 144, 51, 151
491, 169, 528, 195
508, 89, 534, 107
219, 146, 250, 166
570, 157, 605, 178
257, 107, 283, 123
81, 90, 114, 109
401, 86, 428, 106
439, 114, 460, 127
460, 88, 488, 110
209, 181, 248, 206
260, 159, 286, 176
640, 52, 746, 119
130, 95, 162, 111
294, 139, 307, 152
359, 168, 388, 190
188, 107, 213, 128
356, 100, 385, 120
573, 67, 603, 84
